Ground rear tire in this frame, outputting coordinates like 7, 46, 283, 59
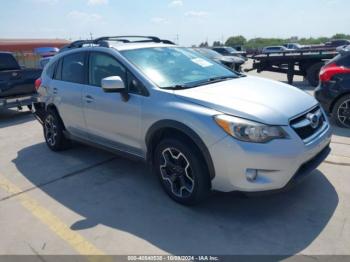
332, 94, 350, 128
306, 62, 324, 87
153, 138, 211, 205
43, 109, 71, 151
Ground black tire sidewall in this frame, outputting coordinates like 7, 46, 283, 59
332, 94, 350, 128
43, 110, 68, 151
154, 138, 210, 205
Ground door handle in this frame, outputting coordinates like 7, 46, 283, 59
85, 95, 94, 103
52, 88, 58, 94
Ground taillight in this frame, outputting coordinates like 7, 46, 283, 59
34, 78, 42, 90
319, 63, 350, 83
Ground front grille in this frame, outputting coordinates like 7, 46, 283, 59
290, 106, 327, 141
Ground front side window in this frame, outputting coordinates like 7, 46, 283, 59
0, 53, 19, 71
121, 47, 237, 88
89, 52, 126, 87
61, 52, 86, 84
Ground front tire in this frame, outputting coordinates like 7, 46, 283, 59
154, 138, 211, 205
43, 109, 71, 151
332, 94, 350, 128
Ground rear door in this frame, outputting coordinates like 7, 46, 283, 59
83, 51, 144, 156
50, 51, 87, 136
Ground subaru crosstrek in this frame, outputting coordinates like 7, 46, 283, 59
33, 36, 332, 205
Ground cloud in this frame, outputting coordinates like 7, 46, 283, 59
87, 0, 108, 6
68, 11, 103, 24
30, 0, 58, 4
151, 17, 168, 24
169, 0, 183, 7
185, 11, 209, 18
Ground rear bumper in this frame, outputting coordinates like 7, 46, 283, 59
32, 100, 46, 124
0, 95, 35, 109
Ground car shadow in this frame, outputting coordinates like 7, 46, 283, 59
0, 109, 34, 128
13, 143, 338, 255
331, 123, 350, 139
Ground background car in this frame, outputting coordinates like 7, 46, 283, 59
192, 48, 245, 71
315, 48, 350, 128
325, 39, 350, 48
336, 44, 350, 53
212, 46, 247, 59
283, 43, 303, 50
262, 46, 292, 54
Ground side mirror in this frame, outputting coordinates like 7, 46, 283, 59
101, 76, 129, 102
101, 76, 125, 93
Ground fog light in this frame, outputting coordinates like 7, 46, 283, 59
246, 169, 258, 182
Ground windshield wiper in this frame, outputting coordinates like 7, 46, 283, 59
163, 75, 238, 90
192, 75, 236, 87
163, 84, 193, 90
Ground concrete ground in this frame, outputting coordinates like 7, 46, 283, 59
0, 62, 349, 258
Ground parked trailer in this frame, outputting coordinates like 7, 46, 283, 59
246, 49, 338, 87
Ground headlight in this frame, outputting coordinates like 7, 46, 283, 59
214, 115, 288, 143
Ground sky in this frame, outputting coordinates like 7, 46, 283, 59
0, 0, 349, 46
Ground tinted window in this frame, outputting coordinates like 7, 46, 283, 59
53, 59, 63, 80
339, 54, 350, 67
0, 53, 20, 71
89, 52, 126, 87
127, 71, 146, 95
61, 52, 86, 84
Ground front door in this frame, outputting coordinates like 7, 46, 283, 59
83, 52, 144, 156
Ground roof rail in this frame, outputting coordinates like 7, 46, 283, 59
59, 40, 99, 53
95, 35, 175, 45
59, 35, 175, 52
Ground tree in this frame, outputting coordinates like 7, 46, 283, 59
332, 33, 350, 40
225, 36, 247, 47
199, 41, 209, 47
213, 41, 223, 46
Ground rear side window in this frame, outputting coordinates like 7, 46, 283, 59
89, 52, 126, 86
338, 54, 350, 68
61, 52, 86, 84
0, 53, 20, 71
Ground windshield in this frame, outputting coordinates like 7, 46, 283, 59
225, 47, 238, 53
121, 47, 237, 88
195, 48, 222, 59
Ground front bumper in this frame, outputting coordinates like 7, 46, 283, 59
209, 123, 332, 192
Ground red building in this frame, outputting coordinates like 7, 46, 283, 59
0, 39, 71, 68
0, 39, 70, 53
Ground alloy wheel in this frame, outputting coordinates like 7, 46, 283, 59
159, 147, 194, 198
337, 99, 350, 128
44, 115, 58, 146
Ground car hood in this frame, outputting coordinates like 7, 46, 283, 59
220, 56, 245, 64
173, 76, 317, 125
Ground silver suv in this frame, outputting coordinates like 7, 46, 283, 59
33, 36, 332, 205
